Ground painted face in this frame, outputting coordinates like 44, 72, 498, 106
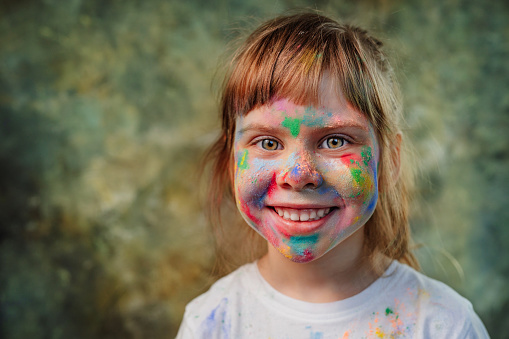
233, 93, 380, 263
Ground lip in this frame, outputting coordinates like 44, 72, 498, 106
266, 206, 338, 236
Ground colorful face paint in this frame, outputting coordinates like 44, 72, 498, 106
234, 97, 379, 263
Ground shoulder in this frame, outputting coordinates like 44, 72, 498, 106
176, 262, 258, 339
387, 261, 489, 338
185, 262, 255, 313
391, 261, 471, 312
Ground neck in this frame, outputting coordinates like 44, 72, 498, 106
257, 228, 390, 303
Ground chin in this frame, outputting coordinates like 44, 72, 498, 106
270, 235, 333, 264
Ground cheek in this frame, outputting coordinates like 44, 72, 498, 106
322, 153, 378, 203
234, 150, 278, 212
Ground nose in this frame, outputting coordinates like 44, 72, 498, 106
276, 152, 323, 190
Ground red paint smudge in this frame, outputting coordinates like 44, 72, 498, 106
294, 248, 314, 263
266, 231, 280, 247
303, 248, 314, 261
267, 173, 277, 198
240, 200, 260, 225
279, 227, 293, 238
341, 153, 362, 166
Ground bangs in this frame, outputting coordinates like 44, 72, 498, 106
222, 13, 393, 140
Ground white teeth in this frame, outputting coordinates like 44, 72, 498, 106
300, 212, 310, 221
273, 207, 333, 222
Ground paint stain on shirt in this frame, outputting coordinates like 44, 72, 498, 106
198, 298, 231, 339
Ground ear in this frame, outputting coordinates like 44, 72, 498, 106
391, 132, 402, 183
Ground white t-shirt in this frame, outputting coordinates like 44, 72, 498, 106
176, 261, 489, 339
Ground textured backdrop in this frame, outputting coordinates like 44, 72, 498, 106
1, 0, 508, 338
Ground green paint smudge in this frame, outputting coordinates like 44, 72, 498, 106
237, 149, 249, 170
361, 146, 372, 167
282, 117, 301, 137
385, 308, 394, 316
351, 168, 364, 185
348, 191, 362, 198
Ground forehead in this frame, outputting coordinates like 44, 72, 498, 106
237, 74, 373, 130
237, 98, 372, 132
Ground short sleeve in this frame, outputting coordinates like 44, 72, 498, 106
463, 311, 490, 339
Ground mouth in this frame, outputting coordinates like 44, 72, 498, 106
264, 205, 340, 236
270, 206, 336, 222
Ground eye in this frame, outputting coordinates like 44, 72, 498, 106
320, 136, 346, 149
259, 139, 280, 150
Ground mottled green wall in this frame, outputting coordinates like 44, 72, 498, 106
0, 0, 507, 338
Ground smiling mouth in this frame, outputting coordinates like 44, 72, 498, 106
271, 207, 335, 222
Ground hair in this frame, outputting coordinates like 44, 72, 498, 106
205, 12, 419, 276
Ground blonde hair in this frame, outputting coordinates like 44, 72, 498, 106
205, 12, 419, 276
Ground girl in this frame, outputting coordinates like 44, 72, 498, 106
177, 12, 489, 339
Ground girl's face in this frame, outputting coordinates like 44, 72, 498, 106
233, 92, 380, 263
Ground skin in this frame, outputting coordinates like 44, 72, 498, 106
233, 82, 387, 302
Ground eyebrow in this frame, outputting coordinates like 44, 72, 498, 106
237, 124, 283, 135
237, 121, 369, 135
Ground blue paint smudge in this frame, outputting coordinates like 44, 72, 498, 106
249, 158, 282, 209
285, 152, 299, 167
306, 326, 324, 339
301, 108, 325, 127
290, 164, 302, 178
316, 184, 340, 197
252, 158, 281, 171
366, 190, 378, 211
198, 298, 231, 339
284, 234, 319, 255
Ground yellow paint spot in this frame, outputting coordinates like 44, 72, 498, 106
375, 327, 385, 338
352, 168, 374, 191
237, 149, 249, 170
300, 49, 319, 72
417, 288, 430, 299
279, 243, 293, 259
